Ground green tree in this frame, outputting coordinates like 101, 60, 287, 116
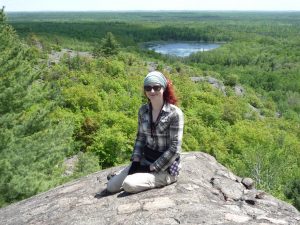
93, 32, 120, 57
284, 179, 300, 210
73, 152, 100, 177
0, 6, 6, 23
0, 9, 75, 207
224, 74, 239, 87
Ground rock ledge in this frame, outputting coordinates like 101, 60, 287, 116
0, 152, 299, 225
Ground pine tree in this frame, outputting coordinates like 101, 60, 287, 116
0, 6, 6, 23
0, 8, 74, 207
93, 32, 120, 57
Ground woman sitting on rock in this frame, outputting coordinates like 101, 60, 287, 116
106, 71, 184, 194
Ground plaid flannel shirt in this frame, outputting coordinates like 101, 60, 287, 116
131, 102, 184, 173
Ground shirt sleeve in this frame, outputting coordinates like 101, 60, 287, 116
131, 107, 146, 161
152, 108, 184, 172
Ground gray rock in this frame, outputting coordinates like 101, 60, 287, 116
190, 76, 206, 82
211, 175, 244, 201
190, 77, 248, 98
234, 85, 245, 96
190, 76, 226, 94
147, 62, 158, 71
48, 48, 92, 66
0, 152, 299, 225
63, 154, 79, 176
242, 177, 255, 189
165, 66, 173, 73
248, 103, 264, 118
242, 189, 259, 205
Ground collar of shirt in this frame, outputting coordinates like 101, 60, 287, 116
145, 102, 172, 114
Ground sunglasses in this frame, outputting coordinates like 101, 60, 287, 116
144, 85, 162, 92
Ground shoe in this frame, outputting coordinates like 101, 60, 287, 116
94, 188, 112, 198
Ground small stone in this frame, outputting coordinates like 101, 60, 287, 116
242, 189, 258, 205
256, 191, 266, 199
242, 178, 255, 189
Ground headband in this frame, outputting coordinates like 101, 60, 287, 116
143, 71, 167, 88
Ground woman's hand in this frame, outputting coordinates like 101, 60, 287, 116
132, 157, 140, 162
128, 161, 140, 175
128, 162, 154, 174
149, 164, 155, 172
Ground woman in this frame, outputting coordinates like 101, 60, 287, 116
106, 71, 184, 194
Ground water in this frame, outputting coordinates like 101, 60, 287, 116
145, 42, 220, 57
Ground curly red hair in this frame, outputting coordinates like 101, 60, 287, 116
144, 74, 178, 106
163, 79, 178, 105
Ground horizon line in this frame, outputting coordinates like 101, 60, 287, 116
5, 9, 300, 13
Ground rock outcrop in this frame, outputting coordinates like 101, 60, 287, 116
48, 49, 92, 65
190, 76, 226, 94
0, 152, 299, 225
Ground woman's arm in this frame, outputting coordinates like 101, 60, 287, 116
131, 107, 146, 162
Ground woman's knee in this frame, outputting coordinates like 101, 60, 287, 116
123, 173, 156, 193
122, 176, 138, 193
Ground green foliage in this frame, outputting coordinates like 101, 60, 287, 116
89, 128, 131, 168
93, 32, 120, 57
73, 152, 100, 177
61, 54, 93, 71
0, 7, 6, 23
222, 96, 247, 125
104, 59, 125, 77
284, 179, 300, 210
63, 85, 102, 111
224, 74, 239, 87
86, 111, 136, 168
0, 11, 75, 207
225, 120, 300, 197
1, 11, 300, 210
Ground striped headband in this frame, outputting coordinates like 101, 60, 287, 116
144, 71, 167, 88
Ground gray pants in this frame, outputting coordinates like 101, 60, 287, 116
107, 164, 177, 193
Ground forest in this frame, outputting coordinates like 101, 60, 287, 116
0, 9, 299, 209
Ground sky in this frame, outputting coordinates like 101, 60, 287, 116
1, 0, 300, 12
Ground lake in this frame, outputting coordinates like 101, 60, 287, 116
144, 42, 221, 57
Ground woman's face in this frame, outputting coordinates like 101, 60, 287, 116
144, 83, 164, 102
